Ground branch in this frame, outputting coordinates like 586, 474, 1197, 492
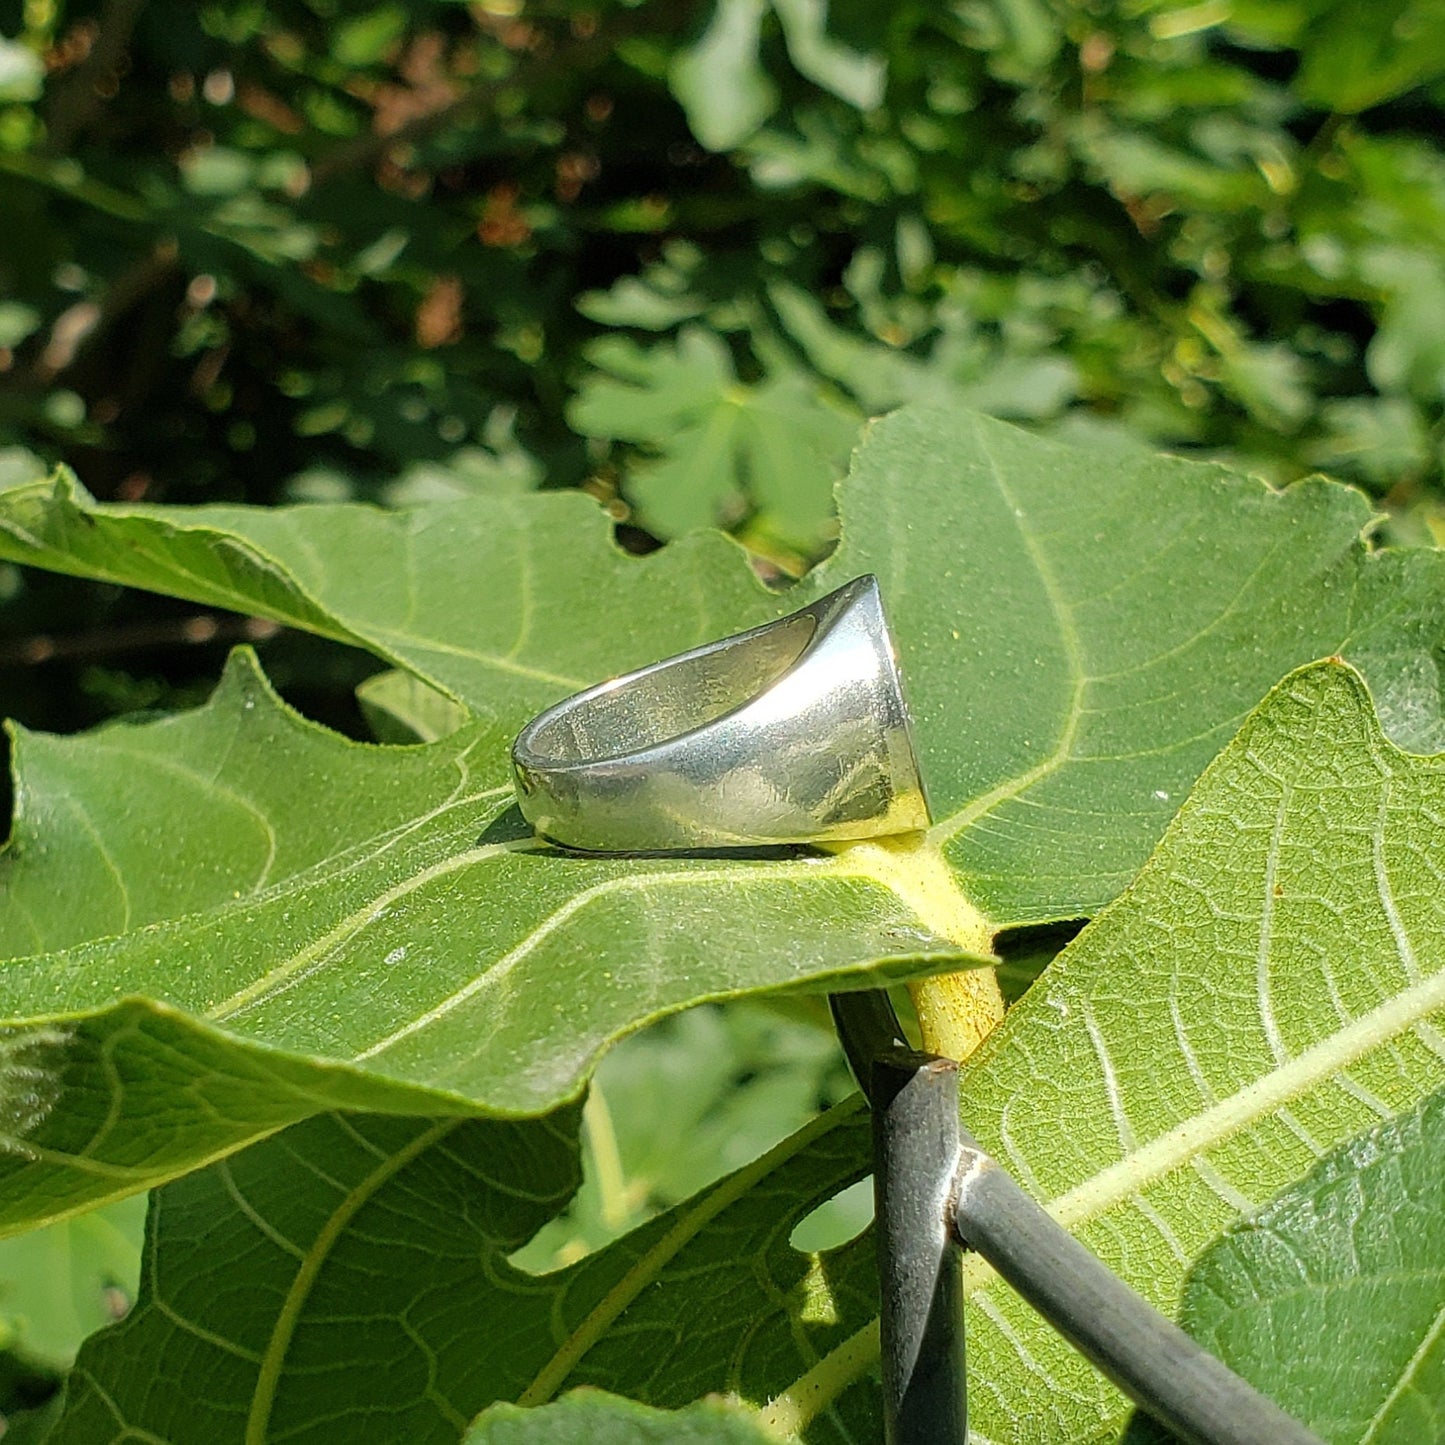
308, 80, 502, 187
41, 0, 148, 157
0, 614, 280, 667
308, 14, 641, 187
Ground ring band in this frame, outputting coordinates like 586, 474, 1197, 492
510, 574, 931, 852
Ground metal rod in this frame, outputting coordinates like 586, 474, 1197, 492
830, 991, 1325, 1445
830, 988, 910, 1086
951, 1137, 1325, 1445
872, 1051, 969, 1445
831, 993, 967, 1445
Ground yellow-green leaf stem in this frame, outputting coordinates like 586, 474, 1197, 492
909, 968, 1006, 1061
828, 836, 1003, 1058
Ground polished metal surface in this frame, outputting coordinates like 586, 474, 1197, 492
510, 574, 931, 852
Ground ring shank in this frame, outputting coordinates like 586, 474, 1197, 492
522, 612, 816, 764
511, 576, 930, 852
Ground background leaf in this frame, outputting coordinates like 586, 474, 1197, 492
465, 1391, 780, 1443
0, 38, 42, 104
0, 1198, 142, 1370
1295, 0, 1445, 112
566, 326, 857, 548
1129, 1086, 1445, 1445
517, 1000, 854, 1267
51, 1099, 880, 1444
771, 0, 884, 111
668, 0, 778, 152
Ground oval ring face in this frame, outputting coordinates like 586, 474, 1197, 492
510, 575, 932, 853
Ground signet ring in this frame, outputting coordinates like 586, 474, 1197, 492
510, 574, 931, 852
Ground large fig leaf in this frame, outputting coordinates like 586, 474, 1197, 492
759, 662, 1445, 1442
1, 408, 1445, 1230
0, 655, 962, 1229
1, 407, 1441, 926
809, 409, 1445, 922
0, 481, 774, 734
0, 652, 512, 958
51, 1101, 880, 1445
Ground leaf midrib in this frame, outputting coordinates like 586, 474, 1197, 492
516, 1095, 866, 1408
1047, 964, 1445, 1233
245, 1117, 459, 1445
0, 785, 515, 1006
926, 426, 1321, 854
930, 420, 1087, 847
208, 834, 536, 1022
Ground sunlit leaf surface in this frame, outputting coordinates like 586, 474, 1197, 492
931, 663, 1445, 1443
0, 409, 1442, 1233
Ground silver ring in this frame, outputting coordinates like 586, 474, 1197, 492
510, 574, 931, 852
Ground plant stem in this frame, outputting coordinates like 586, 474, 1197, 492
909, 967, 1005, 1061
871, 1049, 968, 1444
583, 1078, 630, 1234
756, 1319, 880, 1438
825, 836, 1004, 1061
519, 1099, 868, 1409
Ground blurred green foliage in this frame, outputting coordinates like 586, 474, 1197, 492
515, 999, 859, 1271
2, 0, 1445, 584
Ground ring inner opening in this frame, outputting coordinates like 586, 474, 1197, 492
530, 611, 816, 763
